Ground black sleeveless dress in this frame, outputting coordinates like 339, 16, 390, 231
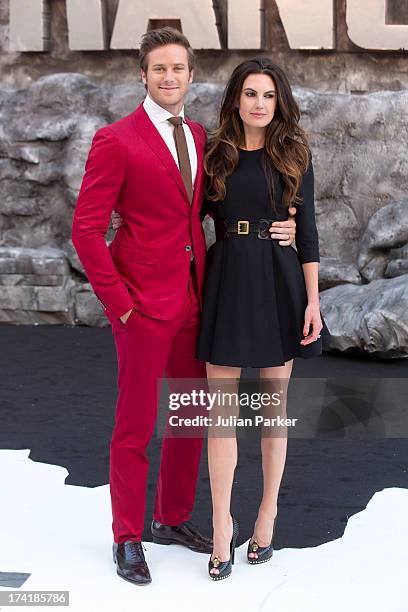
196, 148, 329, 368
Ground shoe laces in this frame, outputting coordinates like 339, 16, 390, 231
127, 542, 146, 561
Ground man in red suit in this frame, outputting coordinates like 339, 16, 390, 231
72, 27, 296, 585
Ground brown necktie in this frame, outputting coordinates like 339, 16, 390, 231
167, 116, 193, 203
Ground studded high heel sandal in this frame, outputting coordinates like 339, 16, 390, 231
247, 515, 277, 565
208, 515, 239, 581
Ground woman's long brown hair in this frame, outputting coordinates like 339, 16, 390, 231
204, 57, 311, 210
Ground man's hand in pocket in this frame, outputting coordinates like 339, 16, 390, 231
119, 308, 133, 324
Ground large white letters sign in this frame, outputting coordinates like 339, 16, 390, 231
275, 0, 334, 49
347, 0, 408, 50
110, 0, 220, 49
228, 0, 261, 49
9, 0, 48, 52
66, 0, 106, 51
7, 0, 408, 53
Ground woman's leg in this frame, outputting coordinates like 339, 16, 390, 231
248, 359, 293, 558
206, 362, 241, 575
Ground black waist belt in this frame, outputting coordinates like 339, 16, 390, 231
215, 218, 275, 241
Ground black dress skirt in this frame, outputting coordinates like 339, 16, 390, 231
196, 148, 330, 368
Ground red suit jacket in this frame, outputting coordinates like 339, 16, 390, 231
72, 104, 207, 321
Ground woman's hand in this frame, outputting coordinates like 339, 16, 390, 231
111, 210, 123, 230
269, 206, 297, 246
300, 302, 323, 346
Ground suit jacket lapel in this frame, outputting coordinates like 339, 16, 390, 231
133, 105, 190, 204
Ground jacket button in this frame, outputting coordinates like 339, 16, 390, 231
185, 245, 192, 251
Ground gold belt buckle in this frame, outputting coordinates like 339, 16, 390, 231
237, 220, 250, 235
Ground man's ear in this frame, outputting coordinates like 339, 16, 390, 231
188, 69, 194, 84
141, 68, 147, 85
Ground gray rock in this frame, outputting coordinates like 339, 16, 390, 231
296, 89, 408, 244
105, 82, 146, 122
74, 282, 109, 327
320, 275, 408, 358
7, 143, 58, 164
22, 160, 61, 185
389, 243, 408, 260
0, 309, 74, 325
0, 246, 70, 275
358, 201, 408, 281
0, 159, 20, 181
357, 251, 390, 282
0, 274, 65, 286
0, 281, 74, 311
385, 259, 408, 278
63, 116, 107, 192
0, 180, 37, 215
4, 143, 63, 185
63, 239, 86, 276
318, 257, 362, 290
382, 236, 408, 279
1, 74, 108, 142
186, 83, 224, 130
0, 182, 72, 248
315, 199, 360, 263
64, 187, 81, 210
0, 245, 75, 324
4, 113, 78, 143
0, 272, 76, 325
27, 73, 107, 113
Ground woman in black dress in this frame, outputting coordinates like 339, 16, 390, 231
199, 58, 326, 580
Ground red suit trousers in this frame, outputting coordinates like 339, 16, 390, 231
109, 264, 206, 543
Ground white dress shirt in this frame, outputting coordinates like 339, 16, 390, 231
143, 94, 198, 186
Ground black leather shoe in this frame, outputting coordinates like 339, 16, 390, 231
151, 519, 213, 554
112, 541, 152, 585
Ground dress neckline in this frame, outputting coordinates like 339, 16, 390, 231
239, 147, 264, 152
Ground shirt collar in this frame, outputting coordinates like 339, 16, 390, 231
143, 94, 185, 126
